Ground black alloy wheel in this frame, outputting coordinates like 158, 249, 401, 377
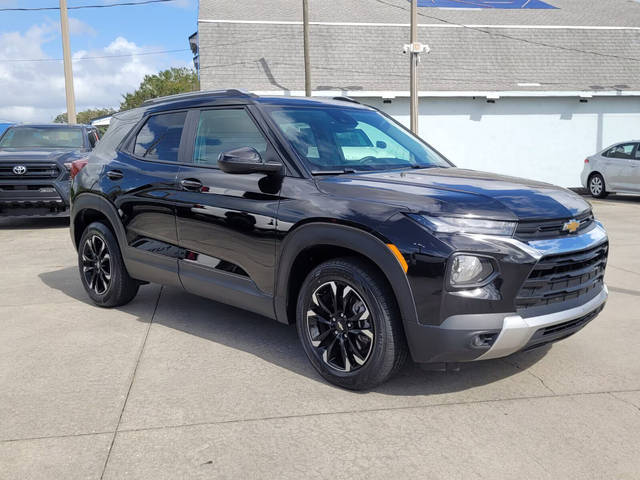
81, 234, 112, 295
78, 222, 139, 307
305, 280, 375, 373
297, 257, 408, 390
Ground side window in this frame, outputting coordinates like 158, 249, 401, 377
608, 143, 635, 160
354, 122, 411, 162
193, 109, 267, 167
133, 111, 187, 162
635, 144, 640, 160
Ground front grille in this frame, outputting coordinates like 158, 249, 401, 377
515, 242, 608, 312
0, 163, 60, 179
515, 211, 594, 240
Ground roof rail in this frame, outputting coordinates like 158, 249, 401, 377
141, 89, 256, 107
332, 96, 360, 105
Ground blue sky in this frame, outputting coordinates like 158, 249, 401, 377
0, 0, 198, 122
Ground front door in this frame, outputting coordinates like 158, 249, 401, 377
602, 143, 636, 191
175, 107, 283, 318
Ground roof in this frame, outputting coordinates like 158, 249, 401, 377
197, 0, 640, 95
200, 0, 640, 28
127, 90, 373, 112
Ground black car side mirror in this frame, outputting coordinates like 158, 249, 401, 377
218, 147, 283, 175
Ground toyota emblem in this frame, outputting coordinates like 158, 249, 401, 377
12, 165, 27, 175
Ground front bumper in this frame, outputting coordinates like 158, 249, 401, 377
0, 180, 70, 217
475, 285, 607, 360
407, 222, 609, 364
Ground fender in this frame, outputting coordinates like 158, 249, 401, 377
274, 222, 426, 358
70, 192, 128, 251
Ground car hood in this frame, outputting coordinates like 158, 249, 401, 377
0, 148, 86, 164
316, 167, 591, 221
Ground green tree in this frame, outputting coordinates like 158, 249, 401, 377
53, 108, 116, 125
119, 67, 199, 111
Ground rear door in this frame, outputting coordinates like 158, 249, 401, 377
102, 109, 188, 287
174, 106, 283, 317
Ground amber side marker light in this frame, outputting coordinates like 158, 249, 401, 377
386, 244, 408, 273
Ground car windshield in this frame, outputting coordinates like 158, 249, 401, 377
0, 127, 84, 149
265, 105, 450, 173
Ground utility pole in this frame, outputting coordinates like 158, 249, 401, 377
409, 0, 418, 133
60, 0, 77, 124
404, 1, 429, 135
303, 0, 311, 97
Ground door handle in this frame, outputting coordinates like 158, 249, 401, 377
180, 178, 203, 191
106, 169, 124, 180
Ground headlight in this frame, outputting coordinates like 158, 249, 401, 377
449, 255, 495, 286
409, 214, 516, 236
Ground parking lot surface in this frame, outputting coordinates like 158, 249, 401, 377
1, 196, 639, 479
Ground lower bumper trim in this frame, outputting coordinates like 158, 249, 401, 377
475, 285, 608, 361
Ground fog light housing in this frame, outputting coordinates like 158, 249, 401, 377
449, 255, 494, 287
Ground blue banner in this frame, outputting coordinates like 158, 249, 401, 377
416, 0, 556, 8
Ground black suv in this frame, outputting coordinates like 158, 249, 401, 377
70, 91, 608, 389
0, 124, 99, 216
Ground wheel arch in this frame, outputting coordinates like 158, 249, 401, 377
274, 222, 419, 334
71, 193, 127, 252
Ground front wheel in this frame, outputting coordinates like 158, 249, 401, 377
78, 222, 139, 307
296, 257, 408, 390
588, 173, 608, 198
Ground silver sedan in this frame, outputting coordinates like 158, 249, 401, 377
581, 141, 640, 198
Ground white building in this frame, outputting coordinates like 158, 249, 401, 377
193, 0, 640, 187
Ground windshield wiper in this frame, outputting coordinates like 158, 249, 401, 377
311, 168, 358, 175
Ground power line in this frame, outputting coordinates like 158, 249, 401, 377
0, 0, 175, 12
0, 48, 190, 63
372, 0, 640, 63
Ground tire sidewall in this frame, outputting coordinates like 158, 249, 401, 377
296, 261, 392, 388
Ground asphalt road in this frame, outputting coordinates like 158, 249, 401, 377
1, 196, 639, 479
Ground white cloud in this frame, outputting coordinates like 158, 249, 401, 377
0, 24, 187, 123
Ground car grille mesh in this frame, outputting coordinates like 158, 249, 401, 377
515, 242, 608, 311
0, 163, 60, 179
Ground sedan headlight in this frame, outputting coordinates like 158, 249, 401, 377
409, 214, 516, 237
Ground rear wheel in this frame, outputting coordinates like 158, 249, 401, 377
296, 257, 407, 390
588, 173, 608, 198
78, 222, 139, 307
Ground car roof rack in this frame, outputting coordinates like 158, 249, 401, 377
332, 96, 360, 104
142, 89, 256, 107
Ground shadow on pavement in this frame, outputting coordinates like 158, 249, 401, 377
0, 216, 70, 229
40, 265, 551, 395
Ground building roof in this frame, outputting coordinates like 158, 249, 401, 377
200, 0, 640, 27
197, 0, 640, 95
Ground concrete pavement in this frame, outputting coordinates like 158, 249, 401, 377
0, 197, 639, 479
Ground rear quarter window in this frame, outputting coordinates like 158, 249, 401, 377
133, 111, 187, 162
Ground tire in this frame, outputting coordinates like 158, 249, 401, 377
296, 257, 408, 390
588, 173, 608, 199
78, 221, 139, 307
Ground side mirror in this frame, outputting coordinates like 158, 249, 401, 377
218, 147, 283, 175
376, 141, 387, 149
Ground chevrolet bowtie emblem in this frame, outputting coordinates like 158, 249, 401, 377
563, 219, 580, 234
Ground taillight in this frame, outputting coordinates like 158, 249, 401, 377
69, 158, 89, 179
584, 158, 589, 164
